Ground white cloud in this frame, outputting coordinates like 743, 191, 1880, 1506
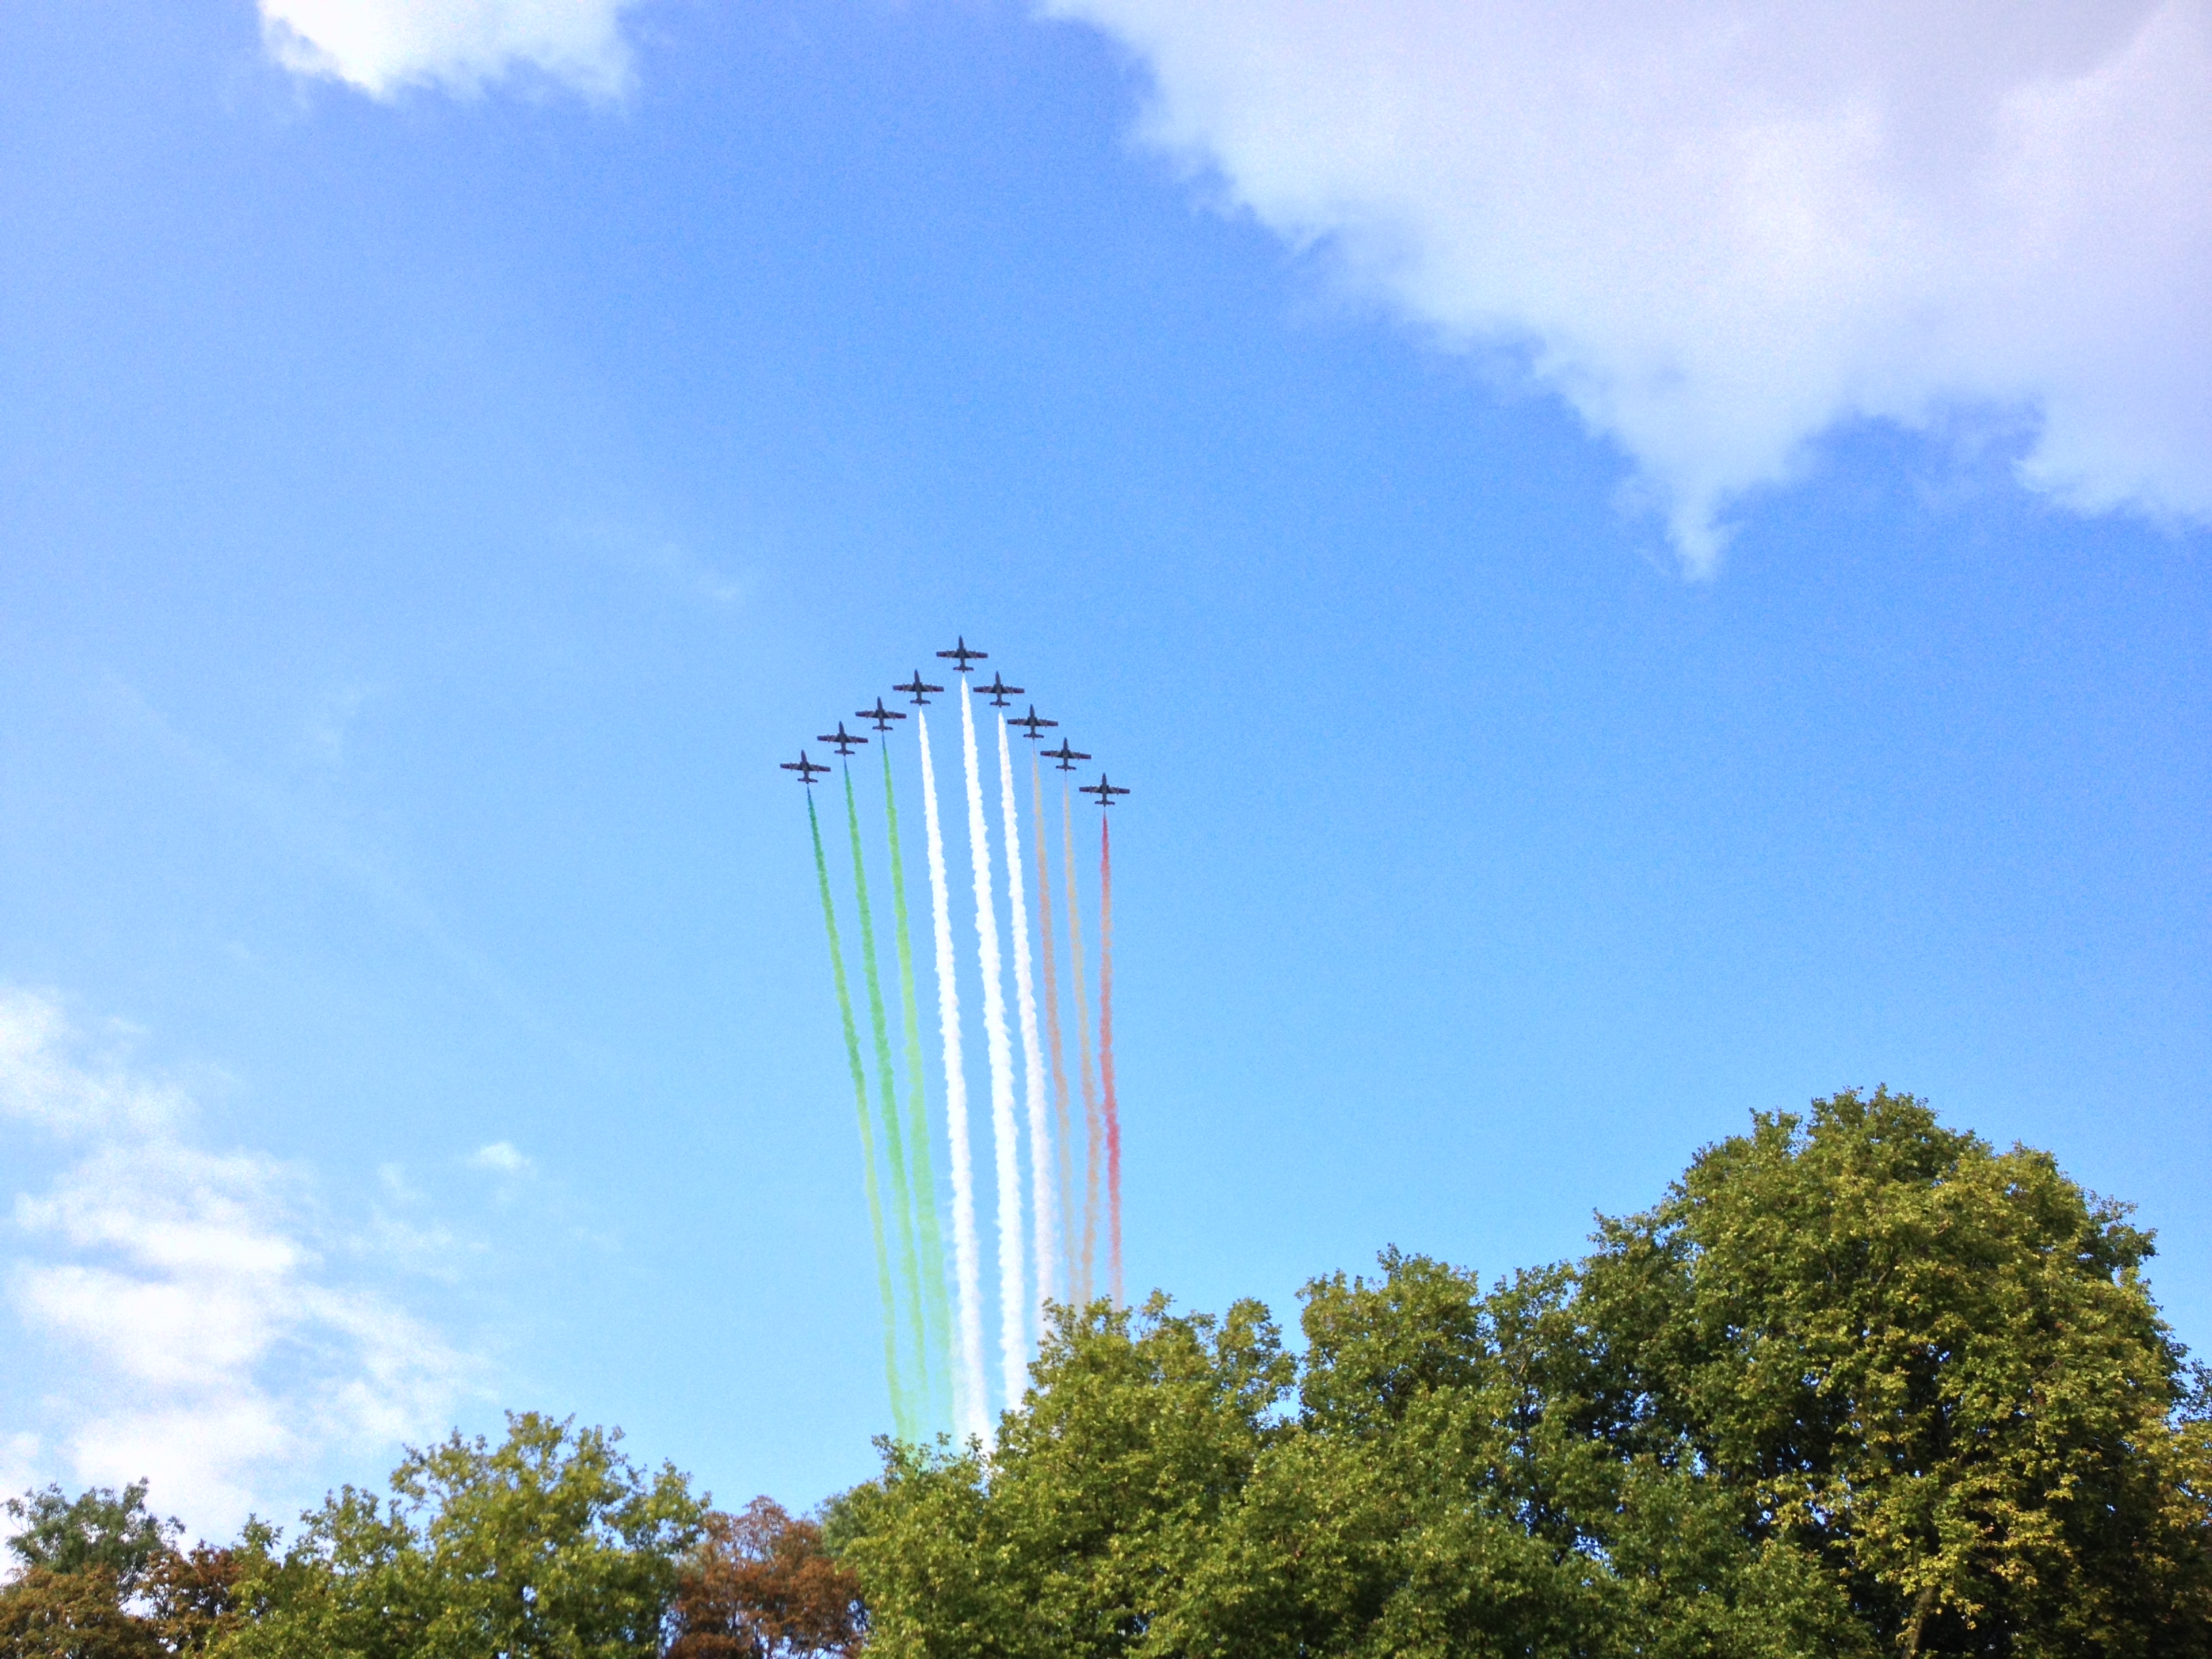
0, 989, 470, 1536
1044, 0, 2212, 570
468, 1140, 533, 1176
260, 0, 642, 100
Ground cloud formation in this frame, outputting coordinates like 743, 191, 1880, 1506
1, 989, 468, 1534
260, 0, 640, 99
1046, 0, 2212, 569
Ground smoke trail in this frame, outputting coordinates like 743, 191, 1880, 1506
884, 741, 954, 1431
1099, 809, 1123, 1309
997, 716, 1058, 1325
808, 791, 909, 1436
1061, 782, 1102, 1308
1031, 752, 1078, 1308
919, 713, 989, 1442
960, 682, 1027, 1408
844, 766, 928, 1433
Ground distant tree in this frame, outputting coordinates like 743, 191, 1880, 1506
214, 1412, 703, 1659
670, 1498, 863, 1658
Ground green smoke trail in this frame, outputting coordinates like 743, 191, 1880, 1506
844, 765, 928, 1436
811, 790, 909, 1439
885, 740, 954, 1430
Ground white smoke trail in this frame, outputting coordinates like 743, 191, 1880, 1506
997, 714, 1058, 1326
918, 712, 989, 1443
960, 682, 1027, 1408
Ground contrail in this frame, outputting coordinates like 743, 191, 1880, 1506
884, 740, 953, 1432
1099, 808, 1123, 1309
1061, 781, 1101, 1308
960, 682, 1027, 1408
808, 790, 908, 1436
998, 716, 1058, 1325
918, 713, 988, 1441
1031, 752, 1078, 1308
844, 765, 927, 1434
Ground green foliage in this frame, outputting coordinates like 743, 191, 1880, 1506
832, 1091, 2212, 1658
1574, 1086, 2212, 1656
214, 1412, 703, 1659
4, 1482, 178, 1599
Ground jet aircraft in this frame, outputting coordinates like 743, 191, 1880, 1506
1080, 773, 1130, 806
781, 751, 831, 785
1042, 741, 1089, 773
817, 722, 869, 756
858, 697, 907, 733
936, 636, 987, 672
1010, 704, 1057, 740
895, 672, 943, 705
978, 672, 1024, 708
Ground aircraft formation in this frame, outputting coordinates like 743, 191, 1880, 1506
785, 637, 1130, 813
788, 638, 1126, 1445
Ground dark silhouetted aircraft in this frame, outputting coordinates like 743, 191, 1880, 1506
1042, 741, 1089, 773
895, 672, 943, 706
1010, 705, 1057, 740
817, 722, 868, 756
936, 636, 987, 672
858, 697, 907, 733
1080, 773, 1130, 806
781, 751, 831, 785
979, 672, 1024, 708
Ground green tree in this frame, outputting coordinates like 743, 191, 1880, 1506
215, 1412, 703, 1659
830, 1295, 1293, 1658
4, 1483, 178, 1599
1574, 1086, 2212, 1656
832, 1092, 2212, 1658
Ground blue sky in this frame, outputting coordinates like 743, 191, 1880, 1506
4, 0, 2210, 1533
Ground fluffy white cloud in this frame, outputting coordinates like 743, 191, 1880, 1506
260, 0, 641, 99
1045, 0, 2212, 569
1, 989, 468, 1534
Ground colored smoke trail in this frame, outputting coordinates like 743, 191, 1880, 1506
1032, 752, 1079, 1308
1099, 810, 1123, 1309
844, 765, 928, 1430
918, 712, 989, 1441
1062, 782, 1102, 1307
883, 741, 953, 1429
960, 682, 1028, 1407
998, 716, 1059, 1321
808, 791, 909, 1435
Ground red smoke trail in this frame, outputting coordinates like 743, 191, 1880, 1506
1061, 785, 1101, 1306
1033, 755, 1078, 1306
1099, 811, 1122, 1309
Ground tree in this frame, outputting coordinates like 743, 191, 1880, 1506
214, 1411, 703, 1659
0, 1481, 232, 1659
4, 1483, 178, 1599
669, 1498, 863, 1658
1573, 1086, 2212, 1656
830, 1296, 1293, 1659
830, 1092, 2212, 1658
0, 1565, 163, 1659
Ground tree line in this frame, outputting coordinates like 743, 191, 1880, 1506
8, 1090, 2210, 1656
